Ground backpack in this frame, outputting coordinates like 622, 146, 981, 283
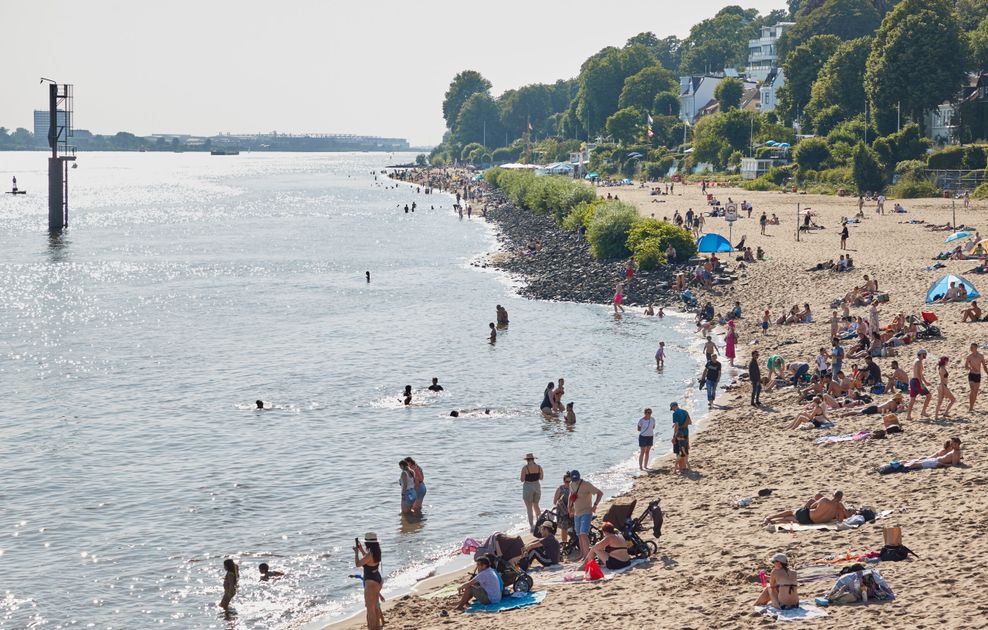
878, 544, 918, 561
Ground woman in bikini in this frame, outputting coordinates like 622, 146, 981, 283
786, 396, 827, 429
582, 522, 631, 570
613, 282, 626, 314
354, 533, 385, 630
520, 453, 544, 531
754, 553, 799, 609
935, 356, 956, 420
552, 378, 565, 413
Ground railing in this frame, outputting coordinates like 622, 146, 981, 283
922, 169, 986, 192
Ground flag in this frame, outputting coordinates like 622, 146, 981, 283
646, 114, 654, 139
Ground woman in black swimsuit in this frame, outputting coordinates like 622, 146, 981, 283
355, 532, 384, 630
583, 522, 631, 570
540, 381, 556, 416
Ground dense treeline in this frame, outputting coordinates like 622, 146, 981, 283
433, 0, 988, 199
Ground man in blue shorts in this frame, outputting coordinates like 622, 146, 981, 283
567, 470, 603, 559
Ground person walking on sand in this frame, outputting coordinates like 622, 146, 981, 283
354, 533, 384, 630
759, 211, 767, 235
568, 470, 603, 558
935, 356, 957, 420
749, 350, 762, 406
637, 408, 655, 470
671, 402, 691, 473
520, 453, 543, 531
725, 323, 738, 367
703, 354, 722, 408
655, 341, 665, 369
613, 282, 626, 314
964, 342, 988, 411
907, 349, 932, 421
219, 558, 239, 612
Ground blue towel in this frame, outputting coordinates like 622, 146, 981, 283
465, 591, 546, 614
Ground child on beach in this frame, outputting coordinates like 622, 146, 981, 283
762, 309, 770, 334
655, 341, 665, 369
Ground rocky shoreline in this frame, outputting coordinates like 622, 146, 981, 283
463, 184, 683, 307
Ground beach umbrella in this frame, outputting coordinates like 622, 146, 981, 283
945, 230, 973, 243
696, 233, 732, 253
765, 140, 777, 146
926, 274, 981, 303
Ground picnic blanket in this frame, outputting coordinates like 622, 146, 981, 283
536, 558, 647, 585
465, 591, 546, 614
754, 602, 828, 621
771, 510, 893, 532
814, 430, 871, 445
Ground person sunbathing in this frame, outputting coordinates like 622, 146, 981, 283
754, 553, 799, 609
884, 362, 909, 393
829, 371, 853, 396
842, 393, 904, 417
786, 397, 828, 429
904, 437, 962, 469
962, 300, 983, 322
882, 412, 903, 433
763, 491, 850, 525
582, 522, 632, 570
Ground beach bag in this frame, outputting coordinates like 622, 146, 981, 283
878, 545, 917, 561
584, 559, 604, 581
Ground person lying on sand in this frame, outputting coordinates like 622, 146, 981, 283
839, 393, 904, 417
763, 491, 850, 525
904, 437, 962, 470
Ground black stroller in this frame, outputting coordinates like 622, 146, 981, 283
474, 534, 534, 593
599, 498, 662, 559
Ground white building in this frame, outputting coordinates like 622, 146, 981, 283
747, 22, 794, 82
680, 75, 759, 124
759, 68, 786, 113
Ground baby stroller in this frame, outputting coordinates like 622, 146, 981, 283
475, 534, 534, 593
914, 312, 942, 340
599, 498, 662, 559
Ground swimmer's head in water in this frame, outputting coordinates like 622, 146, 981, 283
259, 563, 269, 573
404, 385, 412, 393
432, 377, 439, 384
450, 410, 459, 417
256, 400, 264, 409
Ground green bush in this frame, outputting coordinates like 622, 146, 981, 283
486, 168, 595, 224
794, 137, 831, 171
492, 146, 520, 164
971, 182, 988, 200
741, 175, 779, 191
889, 178, 939, 198
852, 142, 885, 192
586, 202, 639, 260
633, 238, 665, 270
766, 165, 796, 185
927, 146, 967, 169
894, 160, 926, 178
626, 218, 696, 263
562, 199, 604, 231
642, 161, 668, 180
964, 146, 988, 170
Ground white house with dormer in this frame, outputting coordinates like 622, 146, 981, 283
747, 22, 794, 82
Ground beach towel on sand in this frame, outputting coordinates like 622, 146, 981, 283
754, 602, 828, 621
814, 430, 871, 445
771, 510, 892, 532
537, 558, 647, 585
465, 591, 546, 613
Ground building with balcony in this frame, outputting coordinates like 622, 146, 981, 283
747, 22, 794, 82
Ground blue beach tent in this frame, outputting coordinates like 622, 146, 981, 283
926, 274, 980, 303
696, 233, 732, 253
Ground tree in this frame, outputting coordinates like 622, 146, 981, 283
865, 0, 966, 130
679, 6, 760, 73
605, 107, 644, 144
714, 77, 744, 110
804, 37, 871, 132
852, 142, 885, 191
618, 65, 676, 111
625, 32, 684, 70
498, 84, 552, 139
776, 34, 841, 124
956, 0, 988, 29
691, 109, 761, 166
871, 123, 930, 170
453, 93, 505, 147
574, 44, 658, 136
653, 92, 680, 117
777, 0, 881, 61
971, 15, 988, 71
442, 70, 492, 129
794, 137, 832, 170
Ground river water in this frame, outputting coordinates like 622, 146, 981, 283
0, 152, 702, 629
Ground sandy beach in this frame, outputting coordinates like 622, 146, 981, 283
328, 178, 988, 629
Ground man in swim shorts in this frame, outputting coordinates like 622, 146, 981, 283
671, 402, 691, 472
567, 470, 602, 559
964, 343, 988, 411
906, 349, 931, 421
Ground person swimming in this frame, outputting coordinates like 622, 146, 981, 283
449, 408, 491, 417
256, 400, 265, 410
401, 386, 412, 405
427, 377, 444, 392
259, 563, 284, 581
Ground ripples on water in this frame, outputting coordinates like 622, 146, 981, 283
0, 152, 701, 628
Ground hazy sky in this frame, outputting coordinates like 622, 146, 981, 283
1, 1, 786, 146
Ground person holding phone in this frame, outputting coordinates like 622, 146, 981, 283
354, 533, 384, 630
